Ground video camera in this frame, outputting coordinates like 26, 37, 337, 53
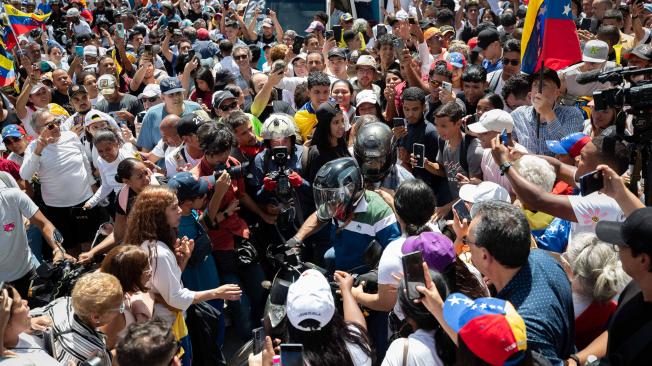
266, 146, 292, 201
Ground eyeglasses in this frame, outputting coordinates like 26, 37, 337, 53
219, 102, 238, 111
429, 79, 442, 87
45, 119, 62, 130
462, 236, 479, 247
502, 58, 520, 66
234, 54, 248, 61
142, 96, 160, 103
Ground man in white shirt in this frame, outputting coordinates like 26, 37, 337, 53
165, 114, 205, 177
65, 8, 92, 35
19, 110, 100, 253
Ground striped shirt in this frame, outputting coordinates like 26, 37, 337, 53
511, 105, 584, 155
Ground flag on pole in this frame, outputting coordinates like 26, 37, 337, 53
2, 5, 50, 50
0, 41, 16, 88
520, 0, 582, 74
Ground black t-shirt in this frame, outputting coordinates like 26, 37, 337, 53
114, 187, 138, 217
305, 145, 350, 183
51, 90, 74, 115
400, 119, 444, 193
607, 281, 652, 366
456, 92, 477, 116
244, 99, 296, 126
96, 94, 144, 132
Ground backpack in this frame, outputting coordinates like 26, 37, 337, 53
437, 134, 477, 175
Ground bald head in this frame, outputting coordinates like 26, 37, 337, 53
159, 115, 182, 147
160, 115, 180, 130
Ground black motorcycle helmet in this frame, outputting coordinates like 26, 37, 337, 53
353, 122, 397, 184
313, 157, 364, 221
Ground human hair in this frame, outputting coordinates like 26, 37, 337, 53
448, 41, 470, 61
435, 101, 464, 122
115, 158, 142, 184
481, 9, 500, 25
214, 69, 236, 90
219, 39, 233, 54
598, 24, 620, 46
471, 201, 531, 268
398, 269, 457, 364
29, 109, 51, 134
194, 66, 215, 92
307, 71, 331, 89
233, 44, 251, 59
116, 318, 178, 366
314, 11, 329, 25
342, 30, 357, 43
528, 67, 561, 88
462, 64, 487, 84
71, 272, 123, 322
269, 44, 289, 63
480, 92, 504, 110
313, 102, 346, 151
457, 337, 536, 366
401, 87, 427, 103
377, 33, 396, 48
502, 74, 531, 101
331, 79, 354, 107
500, 12, 517, 27
222, 110, 249, 131
430, 61, 453, 80
100, 245, 150, 293
224, 84, 242, 99
394, 179, 436, 236
437, 8, 455, 25
564, 234, 630, 302
294, 82, 310, 109
591, 135, 629, 174
603, 9, 623, 22
352, 18, 369, 35
92, 129, 120, 149
123, 186, 178, 249
503, 38, 520, 54
287, 312, 374, 366
512, 155, 556, 193
197, 122, 237, 155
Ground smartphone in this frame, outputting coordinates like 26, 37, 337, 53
401, 251, 425, 301
413, 143, 425, 168
144, 43, 153, 53
579, 17, 591, 31
392, 117, 406, 128
332, 25, 342, 41
75, 45, 84, 57
393, 37, 405, 50
324, 30, 334, 39
252, 327, 265, 354
280, 344, 304, 366
116, 23, 125, 38
442, 81, 453, 92
273, 59, 286, 73
292, 36, 304, 55
168, 20, 179, 31
376, 24, 387, 37
579, 170, 604, 196
500, 128, 509, 146
453, 199, 472, 222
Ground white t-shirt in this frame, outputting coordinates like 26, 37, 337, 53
567, 192, 625, 240
84, 143, 136, 208
345, 325, 373, 366
6, 333, 61, 366
151, 139, 178, 159
0, 188, 38, 282
165, 145, 202, 178
381, 329, 444, 366
480, 143, 528, 194
20, 131, 94, 207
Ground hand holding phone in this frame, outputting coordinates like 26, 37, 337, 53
332, 25, 342, 41
402, 251, 425, 301
500, 129, 509, 146
453, 199, 472, 222
413, 143, 425, 169
75, 45, 84, 57
441, 81, 453, 92
579, 170, 604, 196
252, 327, 265, 354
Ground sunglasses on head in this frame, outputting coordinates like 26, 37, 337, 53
502, 58, 519, 66
219, 102, 238, 111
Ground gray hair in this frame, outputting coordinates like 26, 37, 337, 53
30, 108, 52, 134
352, 18, 369, 35
564, 233, 630, 302
513, 155, 556, 193
233, 45, 251, 59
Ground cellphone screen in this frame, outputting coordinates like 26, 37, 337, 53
280, 344, 304, 366
376, 24, 387, 37
292, 36, 304, 54
413, 143, 425, 169
453, 199, 472, 222
579, 170, 604, 196
402, 251, 425, 301
75, 46, 84, 57
393, 117, 406, 128
252, 327, 265, 354
333, 25, 342, 41
500, 129, 509, 146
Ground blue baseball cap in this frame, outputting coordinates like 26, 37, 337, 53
546, 132, 591, 157
1, 124, 26, 141
167, 172, 215, 202
160, 77, 185, 95
447, 52, 465, 68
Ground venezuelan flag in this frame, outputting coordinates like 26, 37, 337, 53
3, 5, 49, 43
520, 0, 582, 74
0, 43, 16, 87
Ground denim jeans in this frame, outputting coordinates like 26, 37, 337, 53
215, 259, 266, 341
26, 224, 43, 263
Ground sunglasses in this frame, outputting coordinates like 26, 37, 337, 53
234, 54, 248, 61
219, 102, 238, 111
142, 96, 160, 103
502, 58, 520, 66
3, 136, 21, 145
46, 120, 62, 130
429, 79, 442, 86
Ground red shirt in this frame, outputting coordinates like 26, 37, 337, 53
0, 158, 21, 182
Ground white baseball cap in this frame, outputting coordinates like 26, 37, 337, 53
582, 40, 609, 63
468, 109, 514, 134
286, 269, 335, 331
458, 181, 510, 204
139, 84, 162, 99
355, 89, 378, 107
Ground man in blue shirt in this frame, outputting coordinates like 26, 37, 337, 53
465, 200, 574, 365
137, 77, 202, 151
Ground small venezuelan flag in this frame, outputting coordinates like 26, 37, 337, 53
2, 5, 50, 50
0, 41, 16, 88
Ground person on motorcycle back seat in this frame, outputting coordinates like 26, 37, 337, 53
289, 157, 401, 273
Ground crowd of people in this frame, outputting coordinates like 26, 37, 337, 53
1, 0, 652, 365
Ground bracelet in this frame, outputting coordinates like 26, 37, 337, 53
568, 354, 581, 366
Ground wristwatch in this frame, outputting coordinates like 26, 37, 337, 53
499, 161, 512, 176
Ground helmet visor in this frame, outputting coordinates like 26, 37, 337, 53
360, 155, 388, 183
313, 183, 354, 221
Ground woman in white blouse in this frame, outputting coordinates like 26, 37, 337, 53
122, 186, 241, 324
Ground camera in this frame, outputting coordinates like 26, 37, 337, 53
270, 146, 291, 198
168, 20, 180, 30
214, 161, 249, 179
